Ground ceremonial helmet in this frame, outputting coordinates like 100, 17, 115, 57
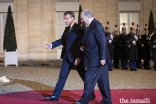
130, 22, 135, 30
144, 24, 148, 31
105, 21, 110, 30
114, 25, 118, 32
122, 23, 126, 30
136, 24, 141, 31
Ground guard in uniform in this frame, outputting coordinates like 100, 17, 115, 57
118, 23, 128, 69
141, 24, 151, 69
126, 22, 138, 71
113, 25, 120, 68
151, 23, 156, 71
105, 21, 113, 71
136, 25, 143, 68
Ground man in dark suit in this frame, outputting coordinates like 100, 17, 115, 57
75, 9, 112, 104
44, 11, 95, 101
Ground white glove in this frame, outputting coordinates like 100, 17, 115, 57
109, 40, 112, 43
134, 35, 138, 40
153, 45, 156, 48
132, 41, 136, 44
110, 34, 113, 40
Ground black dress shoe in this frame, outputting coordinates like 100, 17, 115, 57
74, 100, 85, 104
44, 96, 59, 101
144, 67, 150, 70
90, 94, 96, 101
122, 67, 128, 70
137, 66, 142, 68
109, 69, 113, 71
114, 66, 119, 69
96, 103, 103, 104
133, 69, 137, 71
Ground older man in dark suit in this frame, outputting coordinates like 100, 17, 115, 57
44, 11, 95, 101
75, 9, 112, 104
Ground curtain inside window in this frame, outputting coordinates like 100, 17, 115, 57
120, 12, 139, 34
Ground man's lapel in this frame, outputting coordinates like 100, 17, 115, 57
65, 26, 70, 42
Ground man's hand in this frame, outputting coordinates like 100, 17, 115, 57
74, 58, 81, 66
100, 60, 106, 65
80, 46, 84, 52
45, 44, 51, 49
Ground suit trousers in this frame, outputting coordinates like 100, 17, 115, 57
52, 55, 85, 99
143, 60, 150, 68
130, 61, 136, 70
121, 59, 128, 68
80, 64, 112, 104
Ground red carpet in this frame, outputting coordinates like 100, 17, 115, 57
0, 89, 155, 104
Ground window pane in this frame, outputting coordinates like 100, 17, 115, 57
0, 0, 13, 3
120, 13, 128, 24
56, 0, 78, 2
130, 13, 139, 27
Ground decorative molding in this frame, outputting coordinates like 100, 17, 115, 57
56, 2, 79, 11
0, 0, 13, 3
119, 2, 140, 11
119, 0, 140, 2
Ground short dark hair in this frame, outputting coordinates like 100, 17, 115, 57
64, 11, 75, 19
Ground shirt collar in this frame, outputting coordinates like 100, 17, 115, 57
88, 18, 94, 27
70, 21, 75, 28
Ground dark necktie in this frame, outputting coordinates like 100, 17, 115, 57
69, 26, 72, 32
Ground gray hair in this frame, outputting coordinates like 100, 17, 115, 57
83, 9, 94, 18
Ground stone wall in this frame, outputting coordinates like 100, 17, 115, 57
13, 0, 57, 61
79, 0, 119, 32
140, 0, 156, 34
12, 0, 155, 61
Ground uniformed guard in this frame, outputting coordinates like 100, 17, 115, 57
105, 21, 113, 71
151, 23, 156, 71
113, 25, 120, 68
136, 24, 143, 68
118, 23, 128, 69
126, 22, 138, 71
141, 24, 151, 69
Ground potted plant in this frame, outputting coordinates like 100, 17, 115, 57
3, 5, 18, 67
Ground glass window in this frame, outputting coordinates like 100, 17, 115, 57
120, 12, 139, 33
56, 0, 78, 2
0, 0, 13, 3
0, 13, 7, 53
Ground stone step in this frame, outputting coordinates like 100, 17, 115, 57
18, 60, 63, 67
0, 59, 62, 67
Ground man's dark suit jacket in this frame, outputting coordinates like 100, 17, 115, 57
51, 23, 84, 63
82, 19, 109, 67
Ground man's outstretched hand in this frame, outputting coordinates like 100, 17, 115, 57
45, 44, 51, 49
